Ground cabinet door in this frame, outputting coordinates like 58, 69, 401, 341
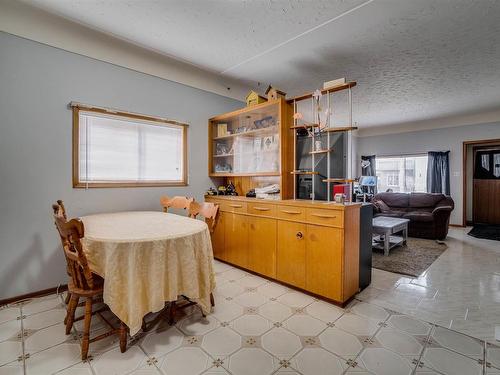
248, 216, 277, 278
211, 211, 226, 260
277, 221, 306, 288
224, 213, 248, 268
306, 225, 343, 301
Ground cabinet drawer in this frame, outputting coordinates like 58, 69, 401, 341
248, 203, 276, 217
276, 206, 306, 221
305, 208, 343, 227
220, 201, 247, 213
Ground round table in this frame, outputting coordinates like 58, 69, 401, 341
80, 211, 215, 335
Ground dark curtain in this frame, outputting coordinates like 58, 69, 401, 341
427, 151, 450, 195
361, 155, 376, 193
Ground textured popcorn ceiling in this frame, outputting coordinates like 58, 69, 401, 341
22, 0, 500, 129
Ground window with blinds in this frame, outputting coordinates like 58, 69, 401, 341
73, 106, 187, 187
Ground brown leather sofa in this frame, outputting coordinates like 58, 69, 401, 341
372, 192, 454, 240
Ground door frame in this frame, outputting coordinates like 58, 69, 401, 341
462, 138, 500, 226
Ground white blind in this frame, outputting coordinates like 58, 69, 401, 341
78, 111, 184, 183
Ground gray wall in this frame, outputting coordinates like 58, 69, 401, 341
357, 122, 500, 226
0, 32, 242, 300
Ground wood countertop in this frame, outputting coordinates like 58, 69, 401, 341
204, 195, 361, 210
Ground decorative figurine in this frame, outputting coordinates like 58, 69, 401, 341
265, 85, 287, 101
245, 91, 267, 107
217, 185, 227, 195
206, 187, 217, 196
226, 181, 238, 196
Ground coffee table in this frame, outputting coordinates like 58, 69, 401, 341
372, 216, 409, 256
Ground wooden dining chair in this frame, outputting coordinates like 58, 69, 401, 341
160, 195, 194, 213
162, 200, 219, 322
52, 200, 73, 306
52, 204, 127, 360
188, 201, 220, 233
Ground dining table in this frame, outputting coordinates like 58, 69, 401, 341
79, 211, 215, 336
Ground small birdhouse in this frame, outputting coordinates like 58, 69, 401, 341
245, 91, 267, 107
265, 85, 287, 101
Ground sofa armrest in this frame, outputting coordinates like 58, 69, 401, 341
432, 205, 453, 215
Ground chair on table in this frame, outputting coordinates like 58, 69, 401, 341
52, 202, 127, 360
188, 201, 220, 233
160, 195, 194, 213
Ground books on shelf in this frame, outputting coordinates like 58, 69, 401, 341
217, 123, 228, 137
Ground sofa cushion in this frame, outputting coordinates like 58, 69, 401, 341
373, 199, 390, 212
409, 193, 446, 208
403, 211, 434, 222
376, 192, 409, 208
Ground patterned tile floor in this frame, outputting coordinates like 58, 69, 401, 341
0, 227, 499, 375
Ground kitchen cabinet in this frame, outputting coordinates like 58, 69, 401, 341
206, 196, 361, 305
277, 220, 306, 288
248, 216, 277, 278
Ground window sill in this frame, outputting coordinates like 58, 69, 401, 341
73, 181, 188, 188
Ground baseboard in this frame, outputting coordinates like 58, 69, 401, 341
449, 224, 466, 228
0, 284, 68, 306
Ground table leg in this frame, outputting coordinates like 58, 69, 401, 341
403, 226, 408, 246
384, 231, 390, 256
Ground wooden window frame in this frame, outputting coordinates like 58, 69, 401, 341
72, 104, 188, 188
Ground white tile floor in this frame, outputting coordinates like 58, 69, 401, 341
0, 226, 498, 375
357, 227, 500, 345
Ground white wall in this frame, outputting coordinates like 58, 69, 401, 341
357, 122, 500, 226
0, 32, 243, 300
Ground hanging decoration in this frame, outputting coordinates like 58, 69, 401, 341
292, 88, 332, 139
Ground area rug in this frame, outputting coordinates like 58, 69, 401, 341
468, 224, 500, 241
372, 238, 447, 277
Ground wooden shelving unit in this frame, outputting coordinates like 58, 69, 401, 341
287, 82, 357, 103
322, 178, 355, 183
290, 171, 319, 175
213, 126, 278, 140
289, 124, 319, 130
309, 149, 333, 155
325, 126, 358, 133
208, 99, 294, 197
289, 81, 357, 201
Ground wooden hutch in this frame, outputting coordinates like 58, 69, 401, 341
206, 83, 362, 305
208, 98, 294, 198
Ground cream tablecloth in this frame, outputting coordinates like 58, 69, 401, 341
80, 211, 215, 335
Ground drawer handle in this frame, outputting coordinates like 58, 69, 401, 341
281, 210, 302, 215
296, 231, 303, 239
229, 204, 243, 208
253, 207, 270, 211
311, 213, 337, 219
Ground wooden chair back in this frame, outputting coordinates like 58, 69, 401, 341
52, 203, 95, 291
189, 201, 219, 232
53, 200, 73, 278
160, 196, 194, 212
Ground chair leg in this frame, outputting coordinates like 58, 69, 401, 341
63, 292, 73, 325
119, 322, 127, 353
64, 292, 71, 305
65, 295, 79, 335
210, 293, 215, 307
81, 297, 93, 361
168, 301, 177, 325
